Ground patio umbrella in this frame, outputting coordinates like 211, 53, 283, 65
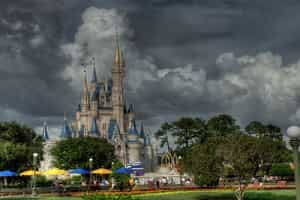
114, 167, 132, 174
43, 168, 67, 176
20, 170, 41, 176
91, 168, 112, 175
69, 168, 89, 175
0, 170, 17, 177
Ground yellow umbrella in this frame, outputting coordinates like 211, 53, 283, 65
91, 168, 112, 175
20, 170, 41, 176
43, 168, 68, 176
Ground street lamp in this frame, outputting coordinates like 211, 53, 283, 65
88, 158, 93, 193
32, 153, 38, 196
287, 126, 300, 200
178, 156, 183, 186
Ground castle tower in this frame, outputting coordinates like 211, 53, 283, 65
40, 122, 56, 171
127, 119, 141, 164
112, 31, 125, 134
81, 69, 90, 112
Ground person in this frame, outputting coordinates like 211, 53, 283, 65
156, 179, 160, 189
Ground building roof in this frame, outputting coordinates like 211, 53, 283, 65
140, 122, 145, 138
128, 119, 138, 135
61, 117, 72, 138
42, 121, 49, 140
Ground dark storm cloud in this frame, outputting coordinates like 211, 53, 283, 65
0, 0, 76, 125
1, 0, 300, 133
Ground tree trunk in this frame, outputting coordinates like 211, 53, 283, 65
234, 182, 245, 200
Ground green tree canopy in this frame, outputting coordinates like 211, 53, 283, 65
51, 137, 116, 169
245, 121, 282, 140
0, 121, 43, 172
207, 114, 240, 136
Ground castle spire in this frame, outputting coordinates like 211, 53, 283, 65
113, 30, 124, 66
140, 121, 145, 138
61, 115, 72, 138
91, 57, 97, 83
83, 68, 88, 91
42, 121, 49, 140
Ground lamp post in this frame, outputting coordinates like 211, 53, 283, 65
32, 152, 38, 196
287, 126, 300, 200
178, 156, 183, 186
88, 158, 93, 193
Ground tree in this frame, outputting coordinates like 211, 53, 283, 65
171, 117, 207, 151
155, 122, 173, 151
245, 121, 266, 137
111, 160, 130, 191
245, 121, 283, 140
51, 137, 116, 169
245, 121, 290, 176
207, 114, 240, 136
220, 134, 259, 200
183, 136, 223, 186
0, 121, 43, 172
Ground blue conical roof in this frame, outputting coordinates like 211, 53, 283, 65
128, 119, 138, 135
140, 122, 145, 138
90, 117, 100, 136
42, 121, 49, 140
61, 117, 72, 138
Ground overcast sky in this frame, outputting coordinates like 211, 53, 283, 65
1, 0, 300, 137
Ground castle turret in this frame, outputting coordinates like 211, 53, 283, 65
90, 116, 100, 137
143, 133, 153, 172
61, 115, 72, 138
42, 121, 49, 141
127, 119, 140, 164
112, 31, 125, 133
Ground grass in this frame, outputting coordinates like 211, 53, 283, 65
0, 189, 295, 200
139, 190, 296, 200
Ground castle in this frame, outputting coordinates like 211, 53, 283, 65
41, 34, 157, 172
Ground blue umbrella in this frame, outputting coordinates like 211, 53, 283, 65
68, 168, 89, 175
114, 167, 132, 174
0, 170, 17, 177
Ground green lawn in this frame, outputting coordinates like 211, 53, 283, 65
0, 190, 296, 200
139, 190, 296, 200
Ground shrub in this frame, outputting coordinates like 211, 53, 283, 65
271, 163, 293, 178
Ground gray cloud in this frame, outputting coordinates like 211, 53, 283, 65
0, 0, 300, 136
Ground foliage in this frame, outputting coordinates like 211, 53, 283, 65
111, 160, 130, 191
245, 121, 282, 140
207, 114, 240, 136
83, 194, 140, 200
51, 137, 115, 169
0, 121, 43, 172
183, 136, 223, 186
156, 117, 207, 153
155, 122, 173, 151
36, 176, 53, 187
271, 163, 294, 177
